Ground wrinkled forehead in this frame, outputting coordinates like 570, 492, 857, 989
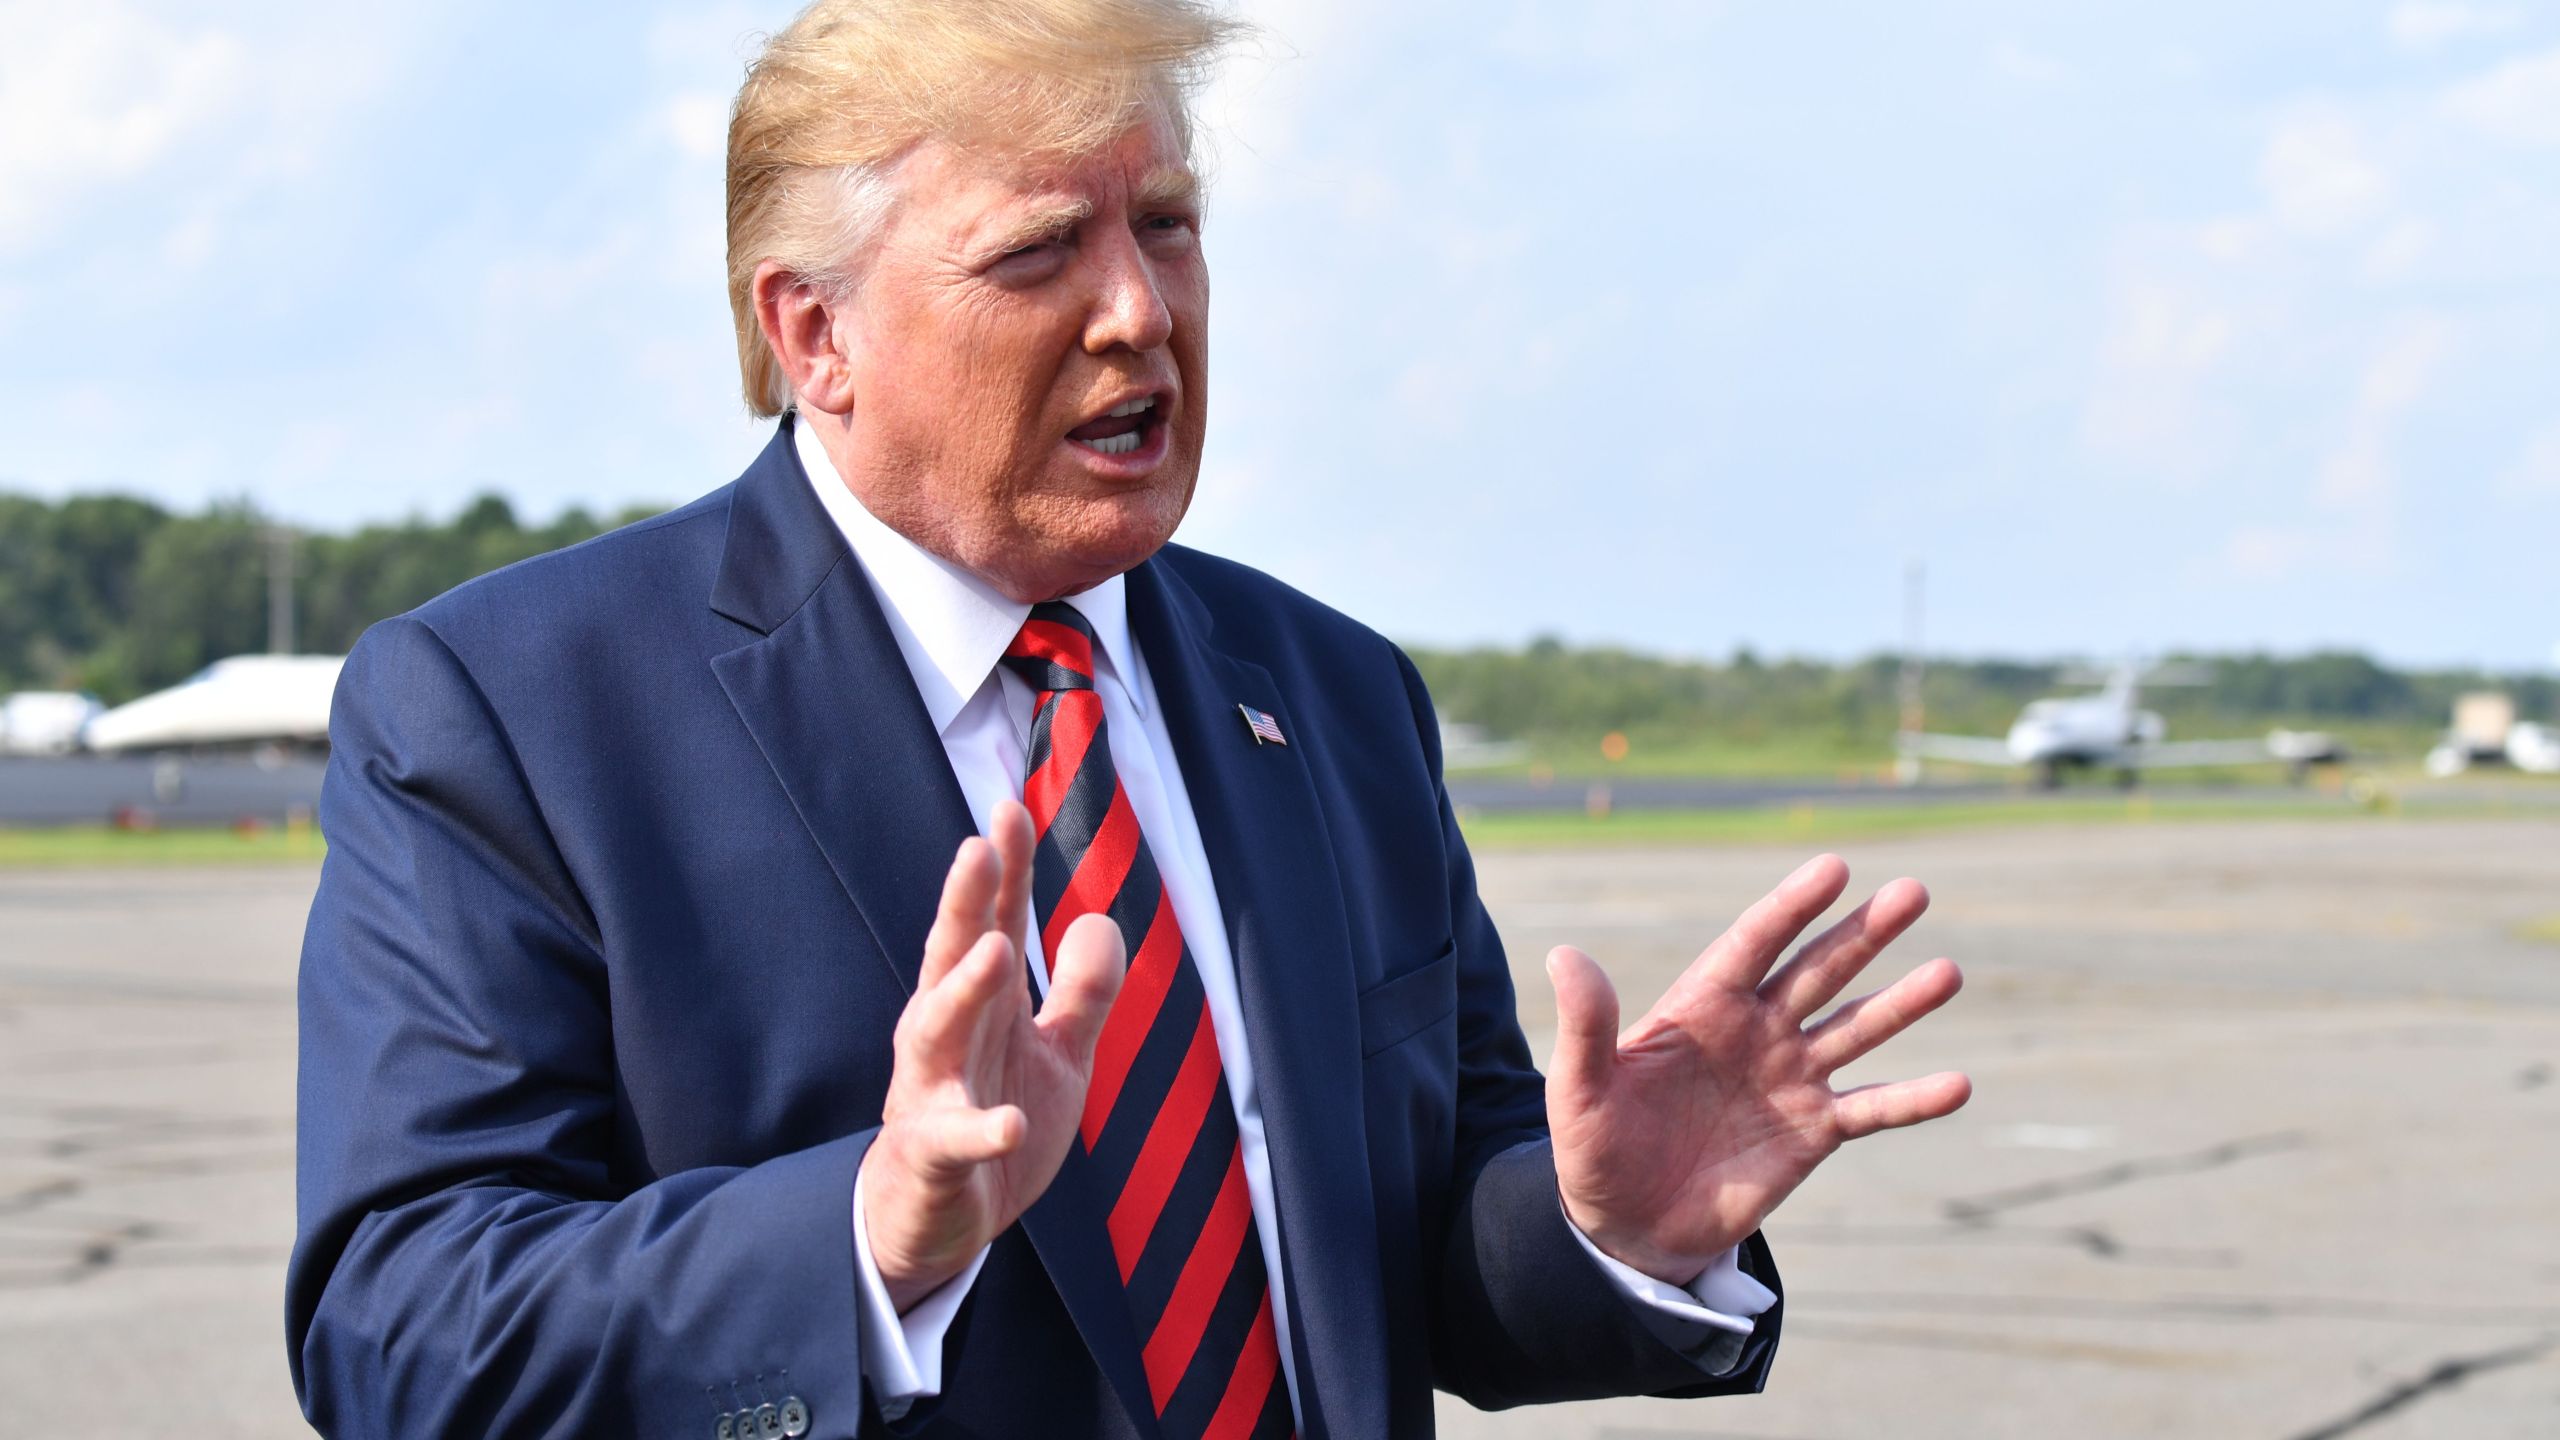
900, 110, 1202, 246
964, 97, 1196, 199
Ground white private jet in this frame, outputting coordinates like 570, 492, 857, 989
83, 654, 344, 753
1897, 661, 2279, 789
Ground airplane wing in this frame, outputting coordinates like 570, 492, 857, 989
2118, 738, 2275, 768
1896, 731, 2020, 767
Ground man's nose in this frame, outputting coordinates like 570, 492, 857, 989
1081, 229, 1174, 354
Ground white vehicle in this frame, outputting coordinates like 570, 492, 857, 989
83, 654, 344, 753
0, 691, 105, 754
1437, 720, 1529, 771
2429, 716, 2560, 777
2513, 722, 2560, 775
1897, 661, 2275, 789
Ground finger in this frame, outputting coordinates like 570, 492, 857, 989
920, 837, 1002, 991
1760, 878, 1930, 1023
1804, 956, 1964, 1074
1694, 853, 1851, 994
1545, 946, 1620, 1107
1037, 912, 1128, 1065
989, 800, 1036, 958
901, 930, 1019, 1069
902, 1102, 1028, 1181
1832, 1071, 1972, 1141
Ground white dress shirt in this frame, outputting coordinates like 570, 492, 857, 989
794, 422, 1772, 1423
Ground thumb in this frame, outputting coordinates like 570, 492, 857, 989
1546, 945, 1620, 1109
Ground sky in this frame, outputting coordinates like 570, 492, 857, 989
3, 0, 2557, 669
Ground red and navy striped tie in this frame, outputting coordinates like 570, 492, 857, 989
1003, 602, 1294, 1440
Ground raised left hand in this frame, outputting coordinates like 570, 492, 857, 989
1545, 853, 1970, 1285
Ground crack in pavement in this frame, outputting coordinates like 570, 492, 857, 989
0, 1218, 159, 1289
1795, 1290, 2560, 1329
1942, 1132, 2311, 1225
1779, 1221, 2234, 1267
0, 1176, 80, 1216
1789, 1316, 2234, 1370
2279, 1335, 2558, 1440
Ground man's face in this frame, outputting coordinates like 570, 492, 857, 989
829, 110, 1209, 602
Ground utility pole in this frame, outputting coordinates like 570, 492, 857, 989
265, 524, 297, 655
1895, 559, 1925, 786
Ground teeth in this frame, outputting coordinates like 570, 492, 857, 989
1106, 396, 1156, 418
1083, 431, 1142, 456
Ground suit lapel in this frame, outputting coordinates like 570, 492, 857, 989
708, 421, 974, 999
709, 423, 1164, 1439
1128, 559, 1389, 1440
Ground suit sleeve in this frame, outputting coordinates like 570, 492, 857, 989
287, 616, 877, 1439
1389, 649, 1785, 1409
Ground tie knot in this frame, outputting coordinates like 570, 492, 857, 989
1002, 601, 1097, 693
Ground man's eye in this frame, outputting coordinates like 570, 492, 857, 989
991, 242, 1068, 280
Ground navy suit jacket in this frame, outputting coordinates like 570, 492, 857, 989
288, 424, 1781, 1438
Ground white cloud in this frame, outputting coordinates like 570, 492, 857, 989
2502, 424, 2560, 498
2357, 313, 2451, 414
2388, 2, 2522, 50
1989, 36, 2072, 88
0, 0, 245, 251
663, 91, 730, 159
2222, 527, 2319, 581
2446, 46, 2560, 147
2261, 107, 2388, 235
2360, 216, 2435, 279
2083, 277, 2235, 476
2318, 312, 2449, 502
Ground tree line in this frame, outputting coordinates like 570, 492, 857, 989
1404, 637, 2555, 751
0, 491, 657, 704
2, 489, 2547, 734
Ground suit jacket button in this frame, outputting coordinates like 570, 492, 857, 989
755, 1401, 783, 1438
715, 1412, 736, 1440
779, 1397, 811, 1437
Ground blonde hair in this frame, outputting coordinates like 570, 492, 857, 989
726, 0, 1244, 417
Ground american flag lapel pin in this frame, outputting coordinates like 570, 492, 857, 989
1237, 703, 1287, 747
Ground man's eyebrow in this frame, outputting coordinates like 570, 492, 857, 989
1135, 168, 1201, 210
978, 197, 1094, 258
972, 170, 1200, 260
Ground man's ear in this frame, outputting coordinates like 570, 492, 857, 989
751, 260, 859, 416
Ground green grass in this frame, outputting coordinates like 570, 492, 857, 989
0, 823, 327, 867
1467, 721, 2448, 783
1454, 794, 2396, 849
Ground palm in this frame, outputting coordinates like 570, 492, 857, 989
946, 976, 1098, 1224
1548, 855, 1970, 1284
868, 802, 1125, 1307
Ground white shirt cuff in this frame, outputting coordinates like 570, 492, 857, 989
852, 1164, 989, 1420
1561, 1203, 1775, 1335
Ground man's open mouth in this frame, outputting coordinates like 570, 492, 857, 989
1066, 395, 1163, 457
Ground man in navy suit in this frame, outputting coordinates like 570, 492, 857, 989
287, 3, 1971, 1435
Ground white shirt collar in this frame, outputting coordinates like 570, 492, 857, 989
791, 415, 1141, 735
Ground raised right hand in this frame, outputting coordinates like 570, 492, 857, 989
863, 799, 1126, 1311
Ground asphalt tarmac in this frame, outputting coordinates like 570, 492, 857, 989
2, 817, 2554, 1437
